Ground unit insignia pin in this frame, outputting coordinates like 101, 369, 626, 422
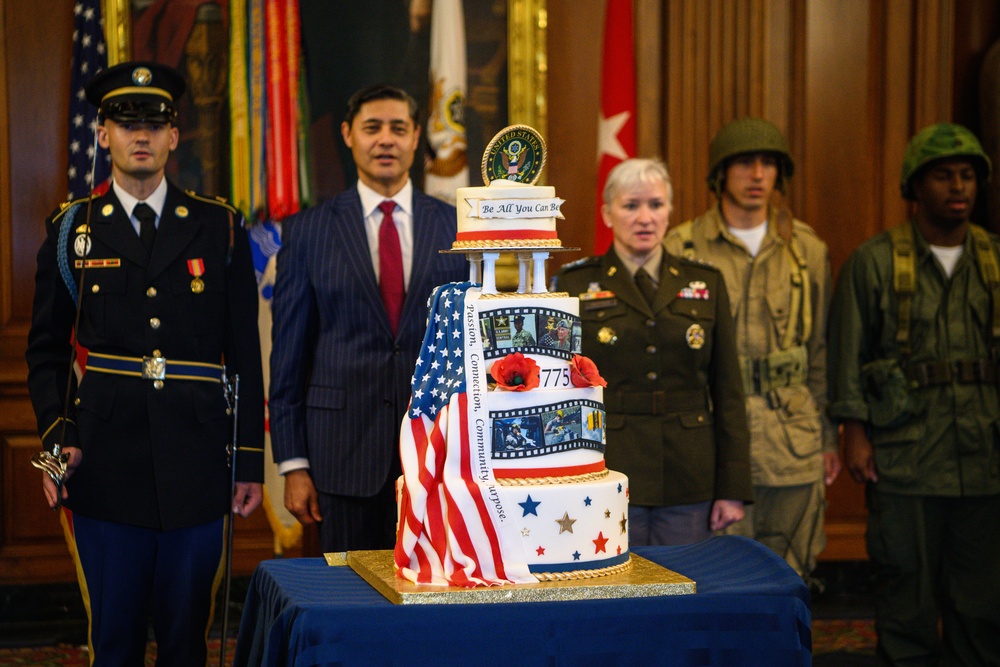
686, 323, 706, 350
102, 204, 114, 217
175, 206, 189, 218
597, 327, 617, 345
74, 234, 91, 257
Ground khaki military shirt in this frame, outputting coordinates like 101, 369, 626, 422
666, 206, 836, 487
828, 221, 1000, 496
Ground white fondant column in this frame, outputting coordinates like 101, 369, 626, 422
466, 253, 482, 285
517, 253, 530, 294
482, 251, 500, 294
532, 251, 550, 293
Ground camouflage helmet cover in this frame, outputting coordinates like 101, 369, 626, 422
707, 117, 795, 193
900, 122, 992, 200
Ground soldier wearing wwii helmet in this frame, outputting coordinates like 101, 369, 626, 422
665, 117, 840, 588
25, 61, 264, 666
829, 123, 1000, 665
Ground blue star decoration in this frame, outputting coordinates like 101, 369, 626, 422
572, 551, 581, 561
584, 496, 592, 506
617, 482, 623, 493
519, 495, 541, 517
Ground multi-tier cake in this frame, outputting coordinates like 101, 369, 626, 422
394, 126, 630, 588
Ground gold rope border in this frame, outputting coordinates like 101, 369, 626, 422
532, 556, 632, 582
451, 239, 563, 249
496, 468, 609, 485
477, 291, 569, 299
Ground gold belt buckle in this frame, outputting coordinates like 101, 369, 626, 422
142, 356, 166, 380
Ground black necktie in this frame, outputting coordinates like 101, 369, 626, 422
635, 268, 657, 305
134, 203, 157, 254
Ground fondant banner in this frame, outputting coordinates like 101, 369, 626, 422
465, 198, 566, 220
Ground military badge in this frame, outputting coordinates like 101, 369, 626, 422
606, 266, 617, 277
102, 204, 114, 217
686, 323, 706, 349
481, 125, 545, 185
74, 234, 91, 257
175, 206, 189, 218
132, 66, 153, 86
597, 326, 618, 345
678, 281, 710, 300
187, 258, 205, 293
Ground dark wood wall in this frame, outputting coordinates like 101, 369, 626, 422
3, 0, 1000, 581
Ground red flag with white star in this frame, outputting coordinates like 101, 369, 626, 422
594, 0, 636, 254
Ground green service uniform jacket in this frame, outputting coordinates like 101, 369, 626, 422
666, 207, 837, 487
25, 183, 265, 531
828, 220, 1000, 496
554, 248, 752, 507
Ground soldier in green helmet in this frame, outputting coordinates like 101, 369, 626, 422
829, 122, 1000, 665
665, 118, 840, 587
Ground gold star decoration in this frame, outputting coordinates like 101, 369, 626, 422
619, 512, 628, 535
520, 527, 531, 537
604, 509, 611, 519
555, 511, 577, 534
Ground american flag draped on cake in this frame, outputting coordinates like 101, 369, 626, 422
395, 282, 535, 587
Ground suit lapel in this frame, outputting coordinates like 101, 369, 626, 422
338, 189, 394, 336
651, 253, 687, 313
89, 191, 149, 266
599, 251, 651, 316
147, 184, 202, 280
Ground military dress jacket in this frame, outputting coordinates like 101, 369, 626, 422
828, 221, 1000, 496
25, 182, 265, 531
268, 187, 467, 497
554, 248, 752, 507
666, 207, 837, 487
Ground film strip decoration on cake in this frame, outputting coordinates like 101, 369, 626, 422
480, 306, 581, 361
491, 398, 606, 459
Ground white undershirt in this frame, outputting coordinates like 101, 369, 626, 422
929, 244, 964, 278
113, 178, 168, 235
727, 222, 768, 257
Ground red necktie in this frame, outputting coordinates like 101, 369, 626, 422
378, 200, 404, 335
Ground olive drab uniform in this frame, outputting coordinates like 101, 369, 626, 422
828, 220, 1000, 665
553, 249, 752, 509
665, 206, 836, 578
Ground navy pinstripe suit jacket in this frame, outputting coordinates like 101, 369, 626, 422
269, 186, 466, 497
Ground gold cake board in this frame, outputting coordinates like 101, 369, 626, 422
327, 550, 696, 605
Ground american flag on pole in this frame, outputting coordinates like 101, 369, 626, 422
594, 0, 636, 254
395, 283, 534, 587
67, 0, 110, 201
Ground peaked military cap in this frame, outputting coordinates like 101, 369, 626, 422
85, 61, 186, 123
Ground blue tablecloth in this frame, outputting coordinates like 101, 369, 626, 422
233, 535, 811, 666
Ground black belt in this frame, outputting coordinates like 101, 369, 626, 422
606, 390, 708, 416
86, 352, 224, 383
906, 358, 996, 387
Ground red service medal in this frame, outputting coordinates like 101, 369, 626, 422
188, 258, 205, 293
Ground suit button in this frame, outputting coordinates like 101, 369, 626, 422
91, 284, 100, 293
153, 380, 164, 390
149, 317, 161, 329
646, 371, 658, 381
646, 345, 657, 354
384, 399, 392, 406
74, 398, 81, 406
394, 346, 402, 354
645, 318, 655, 327
146, 286, 157, 298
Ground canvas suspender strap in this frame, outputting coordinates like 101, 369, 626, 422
889, 223, 917, 358
774, 208, 812, 350
676, 223, 696, 259
890, 222, 1000, 356
969, 224, 1000, 344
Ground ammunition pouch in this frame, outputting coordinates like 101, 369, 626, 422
740, 345, 809, 396
860, 358, 913, 428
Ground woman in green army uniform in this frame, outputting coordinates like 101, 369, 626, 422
553, 158, 752, 545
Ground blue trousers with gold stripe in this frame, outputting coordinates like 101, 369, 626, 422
71, 513, 225, 667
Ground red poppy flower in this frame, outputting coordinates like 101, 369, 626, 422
490, 353, 540, 391
569, 355, 607, 388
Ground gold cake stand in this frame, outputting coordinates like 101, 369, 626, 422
326, 550, 696, 605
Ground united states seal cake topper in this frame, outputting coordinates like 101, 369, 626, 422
482, 124, 546, 185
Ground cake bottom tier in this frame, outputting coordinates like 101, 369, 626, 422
502, 470, 630, 578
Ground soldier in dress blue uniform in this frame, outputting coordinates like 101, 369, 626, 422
25, 61, 264, 666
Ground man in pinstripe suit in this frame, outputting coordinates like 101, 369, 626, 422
269, 84, 466, 552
